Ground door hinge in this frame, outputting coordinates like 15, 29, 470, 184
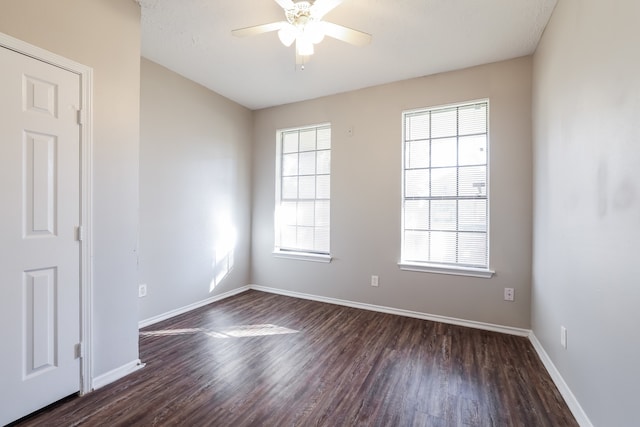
76, 225, 84, 242
75, 342, 84, 359
76, 109, 84, 125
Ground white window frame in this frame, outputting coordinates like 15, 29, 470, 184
274, 123, 332, 263
399, 100, 494, 278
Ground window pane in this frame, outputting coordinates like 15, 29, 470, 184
431, 137, 457, 167
298, 176, 315, 199
405, 140, 429, 169
299, 129, 316, 151
458, 232, 487, 266
283, 132, 298, 153
316, 175, 330, 199
314, 227, 330, 252
282, 153, 298, 176
281, 177, 298, 199
459, 200, 486, 232
405, 169, 429, 197
315, 201, 330, 227
297, 201, 315, 226
431, 200, 457, 231
280, 201, 297, 226
404, 230, 429, 261
459, 166, 486, 197
458, 104, 487, 136
280, 225, 297, 248
404, 200, 429, 230
459, 135, 487, 166
429, 231, 456, 263
317, 127, 331, 150
299, 151, 316, 175
317, 150, 330, 174
430, 167, 457, 197
431, 108, 457, 138
406, 113, 430, 141
297, 226, 314, 250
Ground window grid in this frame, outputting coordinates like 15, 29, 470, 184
402, 101, 488, 269
276, 124, 331, 255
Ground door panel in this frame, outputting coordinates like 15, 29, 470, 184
0, 45, 81, 426
24, 131, 58, 236
25, 267, 57, 376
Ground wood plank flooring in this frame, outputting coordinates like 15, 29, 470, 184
12, 290, 577, 426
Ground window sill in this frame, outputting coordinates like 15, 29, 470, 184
398, 262, 494, 278
273, 250, 332, 263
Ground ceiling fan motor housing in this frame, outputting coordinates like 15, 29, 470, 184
286, 1, 314, 27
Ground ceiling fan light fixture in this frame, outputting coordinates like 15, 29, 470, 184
278, 25, 298, 47
231, 0, 371, 67
305, 21, 326, 44
296, 36, 314, 56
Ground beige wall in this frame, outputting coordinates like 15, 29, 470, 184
252, 57, 533, 328
0, 0, 141, 377
532, 0, 640, 425
138, 58, 253, 321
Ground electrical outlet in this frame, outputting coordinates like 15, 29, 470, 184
138, 284, 147, 298
561, 326, 567, 349
504, 288, 515, 301
370, 275, 379, 287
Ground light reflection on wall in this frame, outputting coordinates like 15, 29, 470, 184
210, 212, 237, 292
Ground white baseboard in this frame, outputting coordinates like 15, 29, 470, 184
528, 333, 593, 427
92, 358, 145, 390
138, 285, 251, 329
249, 284, 530, 337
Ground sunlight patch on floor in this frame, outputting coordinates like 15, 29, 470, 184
141, 324, 299, 339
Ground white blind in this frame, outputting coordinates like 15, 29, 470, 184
402, 101, 488, 268
276, 124, 331, 254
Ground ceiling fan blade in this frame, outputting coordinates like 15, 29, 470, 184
310, 0, 344, 19
231, 21, 288, 38
274, 0, 295, 10
322, 22, 372, 46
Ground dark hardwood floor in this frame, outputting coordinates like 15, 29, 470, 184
12, 290, 577, 426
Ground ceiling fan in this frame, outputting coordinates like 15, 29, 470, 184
231, 0, 371, 67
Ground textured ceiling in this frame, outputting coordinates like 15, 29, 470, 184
137, 0, 557, 110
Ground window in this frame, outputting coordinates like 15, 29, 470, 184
274, 123, 331, 261
400, 101, 493, 277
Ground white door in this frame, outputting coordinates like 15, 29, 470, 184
0, 46, 82, 425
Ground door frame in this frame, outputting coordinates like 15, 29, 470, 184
0, 32, 94, 395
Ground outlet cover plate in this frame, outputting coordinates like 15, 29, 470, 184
504, 288, 514, 301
